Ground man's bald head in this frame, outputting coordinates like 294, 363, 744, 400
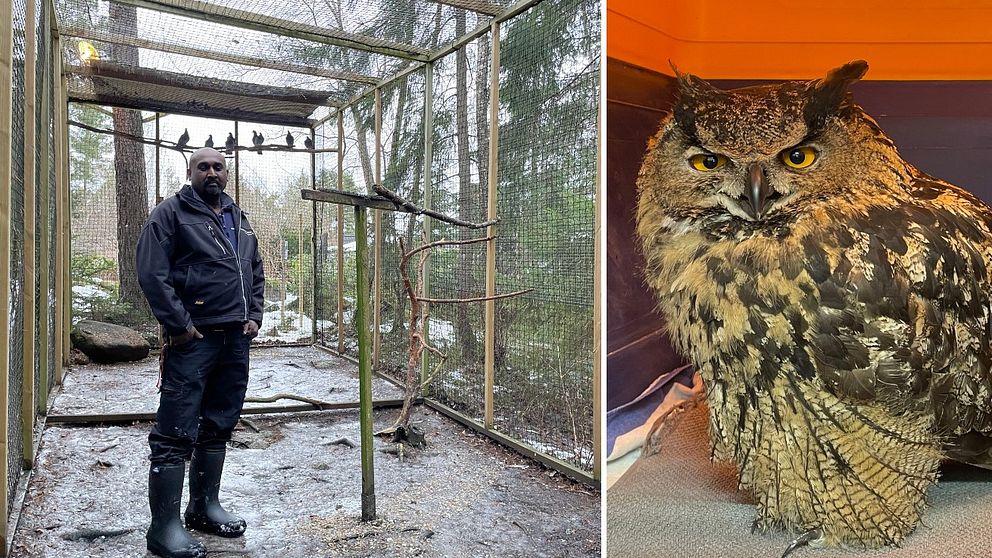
187, 147, 229, 206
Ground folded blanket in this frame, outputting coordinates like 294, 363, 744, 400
606, 365, 702, 461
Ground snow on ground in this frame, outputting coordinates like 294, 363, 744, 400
50, 346, 403, 417
12, 349, 600, 557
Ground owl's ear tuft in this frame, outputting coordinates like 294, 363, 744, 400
804, 60, 869, 132
670, 62, 721, 143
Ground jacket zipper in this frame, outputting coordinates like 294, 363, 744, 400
183, 191, 249, 322
224, 212, 249, 322
206, 224, 228, 255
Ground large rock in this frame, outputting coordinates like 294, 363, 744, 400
71, 320, 150, 363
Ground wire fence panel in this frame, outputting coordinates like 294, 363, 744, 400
69, 111, 315, 345
313, 119, 340, 350
492, 0, 599, 472
424, 33, 491, 422
375, 70, 426, 384
337, 97, 377, 358
8, 0, 30, 512
236, 122, 314, 343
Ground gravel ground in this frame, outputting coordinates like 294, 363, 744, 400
10, 347, 600, 557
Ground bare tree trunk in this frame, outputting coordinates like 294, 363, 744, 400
454, 11, 480, 364
110, 3, 149, 312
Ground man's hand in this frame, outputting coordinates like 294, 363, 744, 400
170, 326, 203, 346
243, 320, 259, 339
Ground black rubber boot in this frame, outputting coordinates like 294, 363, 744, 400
147, 463, 207, 558
185, 446, 247, 538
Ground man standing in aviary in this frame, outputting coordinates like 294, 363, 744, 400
137, 147, 265, 558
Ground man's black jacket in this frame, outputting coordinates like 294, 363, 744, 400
137, 184, 265, 335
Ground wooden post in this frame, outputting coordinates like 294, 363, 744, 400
299, 206, 305, 332
22, 0, 38, 469
421, 63, 433, 386
0, 0, 15, 545
354, 205, 376, 521
310, 125, 317, 343
336, 113, 344, 353
60, 70, 71, 373
52, 34, 65, 381
592, 79, 602, 480
372, 88, 382, 368
155, 113, 161, 203
37, 15, 53, 416
233, 120, 240, 206
483, 22, 501, 430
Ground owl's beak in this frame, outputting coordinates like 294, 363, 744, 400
747, 163, 774, 219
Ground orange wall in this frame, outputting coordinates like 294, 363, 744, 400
607, 1, 992, 80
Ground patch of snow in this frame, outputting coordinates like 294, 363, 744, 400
72, 284, 111, 299
427, 318, 454, 343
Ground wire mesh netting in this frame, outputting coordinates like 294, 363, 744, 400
69, 110, 317, 345
53, 0, 598, 482
336, 96, 377, 358
424, 30, 491, 422
9, 0, 29, 514
306, 0, 599, 473
491, 0, 598, 470
376, 70, 427, 384
53, 0, 518, 126
237, 122, 314, 342
7, 0, 62, 514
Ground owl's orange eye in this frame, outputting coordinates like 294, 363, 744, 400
689, 153, 728, 171
781, 146, 817, 169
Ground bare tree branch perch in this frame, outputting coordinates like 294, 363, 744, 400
420, 288, 533, 304
373, 184, 499, 229
68, 119, 337, 154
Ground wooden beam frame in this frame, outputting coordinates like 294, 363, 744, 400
60, 65, 71, 375
433, 0, 503, 17
108, 0, 430, 61
593, 67, 603, 481
68, 62, 342, 106
483, 21, 500, 430
420, 62, 433, 386
68, 95, 314, 129
310, 125, 318, 343
0, 0, 15, 546
61, 27, 380, 84
22, 0, 39, 470
38, 4, 53, 417
336, 113, 345, 354
372, 88, 382, 368
53, 36, 65, 382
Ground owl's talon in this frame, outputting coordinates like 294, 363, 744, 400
781, 528, 821, 558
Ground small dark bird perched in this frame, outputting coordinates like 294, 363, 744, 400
285, 131, 295, 148
636, 60, 992, 553
176, 128, 189, 148
304, 136, 314, 151
251, 131, 263, 155
225, 133, 236, 154
204, 134, 213, 148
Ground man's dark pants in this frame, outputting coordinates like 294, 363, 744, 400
150, 325, 250, 463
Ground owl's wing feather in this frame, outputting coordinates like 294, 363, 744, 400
807, 176, 992, 465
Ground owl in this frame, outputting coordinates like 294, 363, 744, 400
636, 60, 992, 553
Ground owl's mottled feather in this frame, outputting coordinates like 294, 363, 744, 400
636, 61, 992, 548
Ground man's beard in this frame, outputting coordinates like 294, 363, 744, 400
202, 180, 224, 198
